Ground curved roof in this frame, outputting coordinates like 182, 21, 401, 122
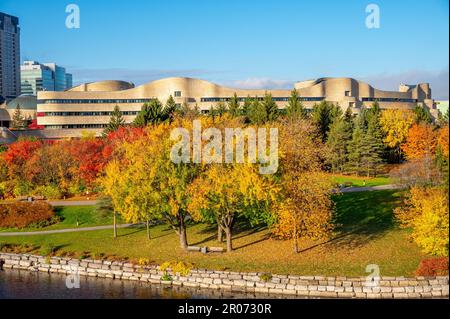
6, 94, 37, 110
68, 80, 135, 92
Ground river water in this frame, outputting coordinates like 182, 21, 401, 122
0, 269, 300, 299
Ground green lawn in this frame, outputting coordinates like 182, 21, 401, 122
0, 190, 426, 276
0, 206, 122, 232
331, 174, 391, 187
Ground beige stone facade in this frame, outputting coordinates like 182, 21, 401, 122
36, 77, 436, 132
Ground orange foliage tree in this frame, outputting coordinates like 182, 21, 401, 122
401, 123, 437, 160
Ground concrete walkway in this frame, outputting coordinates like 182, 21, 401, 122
0, 224, 140, 237
48, 200, 99, 207
339, 184, 403, 193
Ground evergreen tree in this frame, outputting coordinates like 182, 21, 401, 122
346, 112, 384, 177
413, 104, 433, 124
242, 95, 252, 118
247, 97, 266, 124
103, 105, 125, 135
228, 93, 241, 117
262, 92, 279, 122
133, 99, 166, 127
311, 101, 342, 142
285, 89, 307, 119
327, 117, 352, 172
11, 104, 25, 129
164, 95, 178, 120
216, 102, 227, 116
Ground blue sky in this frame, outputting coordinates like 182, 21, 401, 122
1, 0, 449, 98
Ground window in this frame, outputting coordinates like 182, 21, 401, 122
345, 91, 351, 97
349, 102, 355, 108
174, 91, 182, 97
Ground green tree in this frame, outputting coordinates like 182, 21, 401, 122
133, 99, 166, 127
242, 95, 252, 117
262, 92, 279, 122
413, 104, 433, 124
103, 105, 125, 135
11, 104, 25, 129
311, 101, 342, 141
285, 89, 307, 119
228, 93, 241, 117
164, 95, 178, 120
327, 116, 352, 172
247, 97, 266, 124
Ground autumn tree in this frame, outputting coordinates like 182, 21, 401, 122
188, 163, 278, 252
274, 118, 334, 253
395, 186, 449, 257
2, 138, 41, 180
401, 123, 437, 160
285, 89, 307, 120
380, 109, 415, 162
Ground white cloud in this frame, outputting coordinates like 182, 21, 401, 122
224, 78, 294, 90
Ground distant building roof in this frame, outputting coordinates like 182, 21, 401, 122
6, 94, 37, 110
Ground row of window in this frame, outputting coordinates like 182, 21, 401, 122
40, 111, 139, 117
200, 97, 324, 102
362, 97, 418, 103
45, 124, 108, 129
38, 98, 154, 104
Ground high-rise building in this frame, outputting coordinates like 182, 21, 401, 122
20, 61, 73, 95
0, 12, 21, 102
20, 61, 55, 95
44, 63, 68, 91
65, 73, 73, 90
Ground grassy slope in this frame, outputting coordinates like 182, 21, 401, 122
0, 190, 425, 276
0, 206, 122, 232
331, 175, 391, 187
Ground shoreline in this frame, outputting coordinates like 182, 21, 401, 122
0, 252, 448, 299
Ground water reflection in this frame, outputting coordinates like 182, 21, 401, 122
0, 270, 304, 299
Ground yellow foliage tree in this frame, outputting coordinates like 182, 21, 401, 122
380, 109, 414, 160
437, 125, 449, 158
395, 186, 449, 257
273, 118, 335, 253
188, 163, 279, 252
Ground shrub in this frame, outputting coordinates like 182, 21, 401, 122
138, 258, 150, 266
161, 274, 173, 281
0, 202, 56, 229
13, 180, 32, 197
259, 273, 273, 282
33, 185, 62, 200
415, 258, 449, 277
171, 261, 193, 276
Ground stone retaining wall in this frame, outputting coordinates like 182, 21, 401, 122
1, 253, 448, 299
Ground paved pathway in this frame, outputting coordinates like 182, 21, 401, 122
0, 224, 140, 237
1, 185, 402, 237
339, 184, 403, 193
48, 200, 99, 207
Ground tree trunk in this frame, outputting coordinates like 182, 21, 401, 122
179, 217, 188, 250
146, 219, 151, 240
217, 224, 223, 242
113, 210, 117, 239
293, 235, 299, 253
225, 227, 233, 252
